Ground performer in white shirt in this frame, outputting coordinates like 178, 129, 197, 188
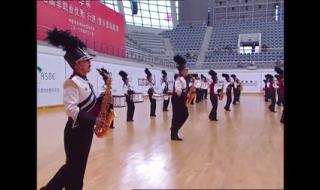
41, 28, 107, 190
161, 70, 170, 111
194, 75, 201, 103
222, 73, 233, 111
268, 75, 278, 112
119, 70, 135, 121
145, 68, 156, 117
231, 74, 242, 105
201, 76, 209, 100
171, 55, 189, 141
208, 70, 219, 121
274, 67, 285, 124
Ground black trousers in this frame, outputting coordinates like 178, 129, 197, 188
149, 94, 156, 116
269, 92, 276, 112
280, 101, 285, 124
203, 89, 208, 99
163, 97, 170, 111
265, 90, 270, 102
209, 94, 218, 120
225, 91, 232, 110
171, 96, 189, 138
277, 90, 283, 106
233, 89, 240, 103
126, 98, 135, 121
237, 90, 241, 102
42, 120, 94, 190
196, 88, 200, 103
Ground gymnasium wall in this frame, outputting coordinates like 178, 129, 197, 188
191, 69, 276, 93
37, 44, 175, 107
37, 44, 276, 107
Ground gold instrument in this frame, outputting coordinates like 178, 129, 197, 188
94, 68, 116, 138
186, 76, 196, 106
218, 82, 224, 100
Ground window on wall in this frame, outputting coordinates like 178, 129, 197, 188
122, 0, 173, 29
275, 4, 279, 21
100, 0, 119, 12
176, 0, 179, 23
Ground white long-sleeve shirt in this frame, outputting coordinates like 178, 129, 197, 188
146, 80, 155, 93
222, 81, 231, 93
174, 76, 187, 96
63, 74, 97, 128
201, 81, 209, 89
194, 79, 201, 88
123, 83, 134, 96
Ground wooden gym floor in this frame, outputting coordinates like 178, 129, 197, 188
37, 94, 283, 189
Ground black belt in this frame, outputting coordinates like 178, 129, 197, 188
68, 117, 74, 122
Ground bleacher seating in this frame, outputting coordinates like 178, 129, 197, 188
126, 31, 166, 54
204, 20, 284, 67
160, 23, 207, 67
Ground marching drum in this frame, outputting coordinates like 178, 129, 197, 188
112, 95, 126, 107
132, 92, 144, 103
152, 93, 164, 101
163, 94, 170, 100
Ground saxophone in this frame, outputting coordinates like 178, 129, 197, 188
218, 80, 224, 100
186, 76, 196, 106
94, 68, 116, 138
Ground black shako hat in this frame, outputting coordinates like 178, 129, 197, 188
47, 28, 93, 69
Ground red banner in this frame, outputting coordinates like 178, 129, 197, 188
37, 0, 125, 57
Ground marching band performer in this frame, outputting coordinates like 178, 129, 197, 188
171, 55, 189, 141
202, 76, 209, 100
145, 68, 156, 117
161, 70, 170, 111
119, 70, 135, 122
231, 74, 242, 105
267, 74, 278, 112
274, 67, 285, 123
264, 75, 270, 102
194, 75, 201, 103
222, 73, 233, 111
275, 67, 284, 107
208, 70, 219, 121
41, 28, 107, 190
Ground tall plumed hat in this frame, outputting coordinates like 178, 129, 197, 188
208, 70, 217, 80
265, 74, 274, 80
222, 73, 230, 80
144, 68, 152, 79
162, 70, 167, 79
173, 55, 186, 72
274, 67, 284, 78
119, 70, 128, 82
46, 28, 92, 68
